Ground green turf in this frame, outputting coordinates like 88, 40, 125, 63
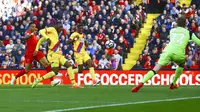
0, 85, 199, 112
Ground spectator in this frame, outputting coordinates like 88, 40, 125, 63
113, 50, 121, 68
144, 56, 152, 69
150, 47, 159, 66
165, 18, 172, 32
133, 61, 143, 69
160, 27, 169, 42
3, 35, 10, 46
98, 55, 108, 69
92, 55, 99, 69
190, 60, 199, 69
110, 55, 117, 70
15, 39, 23, 50
67, 55, 74, 65
11, 46, 18, 57
20, 56, 25, 67
8, 62, 17, 69
15, 50, 23, 65
5, 40, 14, 53
2, 56, 11, 69
87, 45, 96, 56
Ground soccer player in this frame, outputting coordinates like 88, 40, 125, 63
32, 22, 82, 88
66, 24, 100, 86
132, 17, 200, 92
10, 23, 59, 86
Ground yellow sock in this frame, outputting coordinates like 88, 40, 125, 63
89, 67, 95, 81
39, 71, 56, 82
73, 68, 78, 74
67, 67, 76, 84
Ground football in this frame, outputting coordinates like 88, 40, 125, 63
105, 40, 115, 49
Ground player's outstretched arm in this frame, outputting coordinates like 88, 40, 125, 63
34, 28, 51, 51
35, 37, 47, 52
191, 33, 200, 46
66, 33, 78, 44
39, 28, 50, 39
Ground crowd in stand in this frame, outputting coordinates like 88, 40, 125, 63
133, 0, 200, 69
0, 0, 147, 70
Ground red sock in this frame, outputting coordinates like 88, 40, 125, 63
45, 65, 53, 81
15, 69, 26, 79
45, 65, 52, 72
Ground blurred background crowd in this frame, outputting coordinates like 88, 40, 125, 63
0, 0, 146, 70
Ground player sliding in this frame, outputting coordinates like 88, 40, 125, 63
132, 17, 200, 92
66, 24, 100, 86
32, 22, 82, 88
10, 23, 59, 86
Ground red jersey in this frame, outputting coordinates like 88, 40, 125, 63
25, 30, 38, 54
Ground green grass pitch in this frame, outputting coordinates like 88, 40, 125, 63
0, 85, 200, 112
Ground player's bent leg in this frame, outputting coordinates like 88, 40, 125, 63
38, 57, 54, 82
37, 52, 54, 82
73, 68, 79, 74
85, 59, 100, 86
132, 52, 170, 92
64, 62, 83, 88
49, 67, 60, 87
132, 64, 163, 92
172, 67, 183, 85
170, 63, 184, 90
32, 68, 58, 88
39, 57, 50, 70
11, 63, 31, 85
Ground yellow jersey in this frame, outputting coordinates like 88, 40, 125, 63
69, 32, 86, 53
40, 27, 60, 54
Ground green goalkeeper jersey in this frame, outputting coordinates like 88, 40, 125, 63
163, 27, 200, 55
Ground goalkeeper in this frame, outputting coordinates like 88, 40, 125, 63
132, 17, 200, 92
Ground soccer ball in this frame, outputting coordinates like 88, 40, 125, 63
105, 40, 115, 49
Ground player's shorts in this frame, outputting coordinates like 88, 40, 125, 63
74, 52, 91, 65
25, 51, 45, 64
158, 51, 186, 67
47, 52, 67, 68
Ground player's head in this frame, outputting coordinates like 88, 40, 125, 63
54, 22, 63, 33
76, 24, 83, 33
28, 22, 37, 32
54, 22, 67, 36
177, 17, 186, 28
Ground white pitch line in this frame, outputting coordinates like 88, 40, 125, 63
8, 100, 118, 104
44, 96, 200, 112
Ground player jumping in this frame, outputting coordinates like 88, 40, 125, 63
32, 22, 82, 88
10, 23, 59, 86
132, 17, 200, 92
66, 24, 100, 86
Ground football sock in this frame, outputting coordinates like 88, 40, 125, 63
67, 67, 76, 84
15, 69, 26, 79
45, 65, 51, 72
73, 68, 78, 74
38, 71, 56, 82
45, 65, 53, 81
89, 67, 95, 81
172, 67, 184, 85
142, 70, 156, 83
